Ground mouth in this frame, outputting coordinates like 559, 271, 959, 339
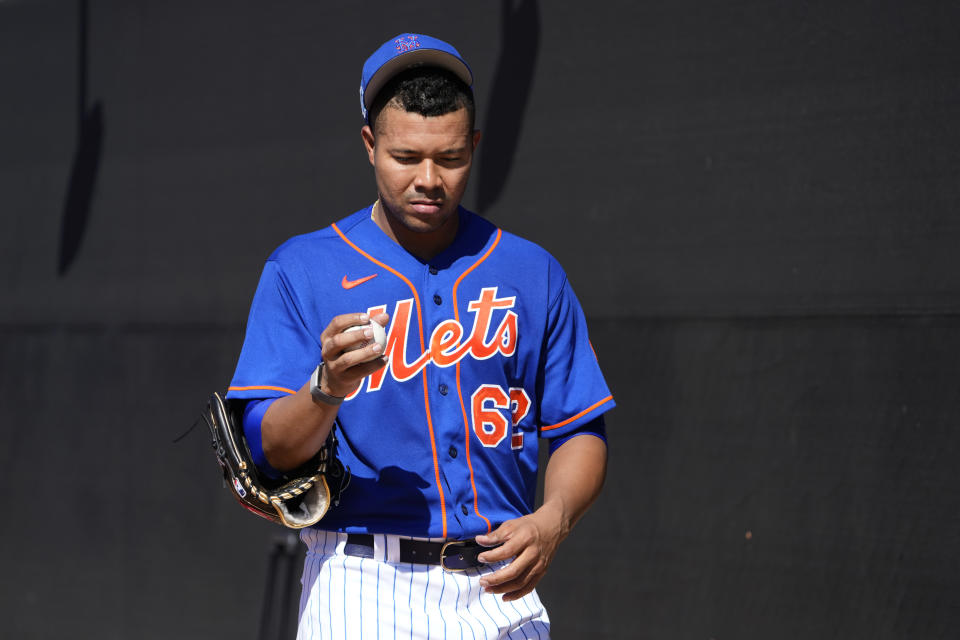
409, 201, 444, 215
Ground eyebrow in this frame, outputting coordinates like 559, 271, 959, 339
388, 146, 469, 155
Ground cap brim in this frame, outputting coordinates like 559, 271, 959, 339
363, 48, 473, 113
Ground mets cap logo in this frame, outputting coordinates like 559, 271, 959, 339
395, 35, 420, 53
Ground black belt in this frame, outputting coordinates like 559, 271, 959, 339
344, 534, 491, 571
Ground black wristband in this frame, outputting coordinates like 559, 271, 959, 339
309, 363, 345, 406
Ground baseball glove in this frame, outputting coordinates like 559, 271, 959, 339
203, 391, 349, 529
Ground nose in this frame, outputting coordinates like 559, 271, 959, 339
414, 160, 442, 193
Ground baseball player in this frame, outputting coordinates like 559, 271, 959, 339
226, 33, 614, 639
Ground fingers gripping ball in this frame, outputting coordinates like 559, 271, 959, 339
343, 320, 387, 360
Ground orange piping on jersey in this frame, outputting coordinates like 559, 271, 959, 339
452, 228, 502, 533
332, 222, 448, 539
540, 395, 614, 432
228, 385, 297, 395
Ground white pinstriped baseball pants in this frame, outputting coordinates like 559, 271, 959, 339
296, 529, 551, 639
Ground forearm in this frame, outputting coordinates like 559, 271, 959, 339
261, 382, 339, 471
475, 432, 607, 599
261, 311, 390, 471
538, 433, 608, 538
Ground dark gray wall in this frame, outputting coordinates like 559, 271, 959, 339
2, 1, 959, 638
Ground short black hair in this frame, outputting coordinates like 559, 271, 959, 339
369, 67, 475, 133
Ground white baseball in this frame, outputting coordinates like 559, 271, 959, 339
343, 320, 387, 355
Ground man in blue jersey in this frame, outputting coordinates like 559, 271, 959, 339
227, 33, 614, 638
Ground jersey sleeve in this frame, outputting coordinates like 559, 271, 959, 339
226, 259, 322, 400
538, 269, 615, 438
547, 415, 607, 454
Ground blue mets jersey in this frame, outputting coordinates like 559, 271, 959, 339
227, 205, 614, 539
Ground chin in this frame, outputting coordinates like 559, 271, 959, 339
400, 208, 457, 233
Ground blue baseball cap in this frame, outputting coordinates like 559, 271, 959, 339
360, 33, 473, 121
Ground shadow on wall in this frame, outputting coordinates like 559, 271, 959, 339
56, 0, 539, 270
475, 0, 540, 214
59, 0, 103, 276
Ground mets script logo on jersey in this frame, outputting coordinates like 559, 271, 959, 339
347, 286, 530, 450
345, 286, 516, 398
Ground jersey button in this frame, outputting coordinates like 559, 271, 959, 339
439, 383, 448, 395
461, 504, 469, 515
448, 445, 457, 458
433, 294, 442, 305
429, 266, 438, 275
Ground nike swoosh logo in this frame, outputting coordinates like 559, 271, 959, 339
341, 273, 378, 289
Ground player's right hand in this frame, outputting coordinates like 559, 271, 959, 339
319, 312, 390, 398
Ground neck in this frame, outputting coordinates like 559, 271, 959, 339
371, 200, 460, 262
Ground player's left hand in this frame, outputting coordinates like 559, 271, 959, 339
474, 503, 568, 601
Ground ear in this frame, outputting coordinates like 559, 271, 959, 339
361, 125, 376, 166
472, 129, 482, 151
